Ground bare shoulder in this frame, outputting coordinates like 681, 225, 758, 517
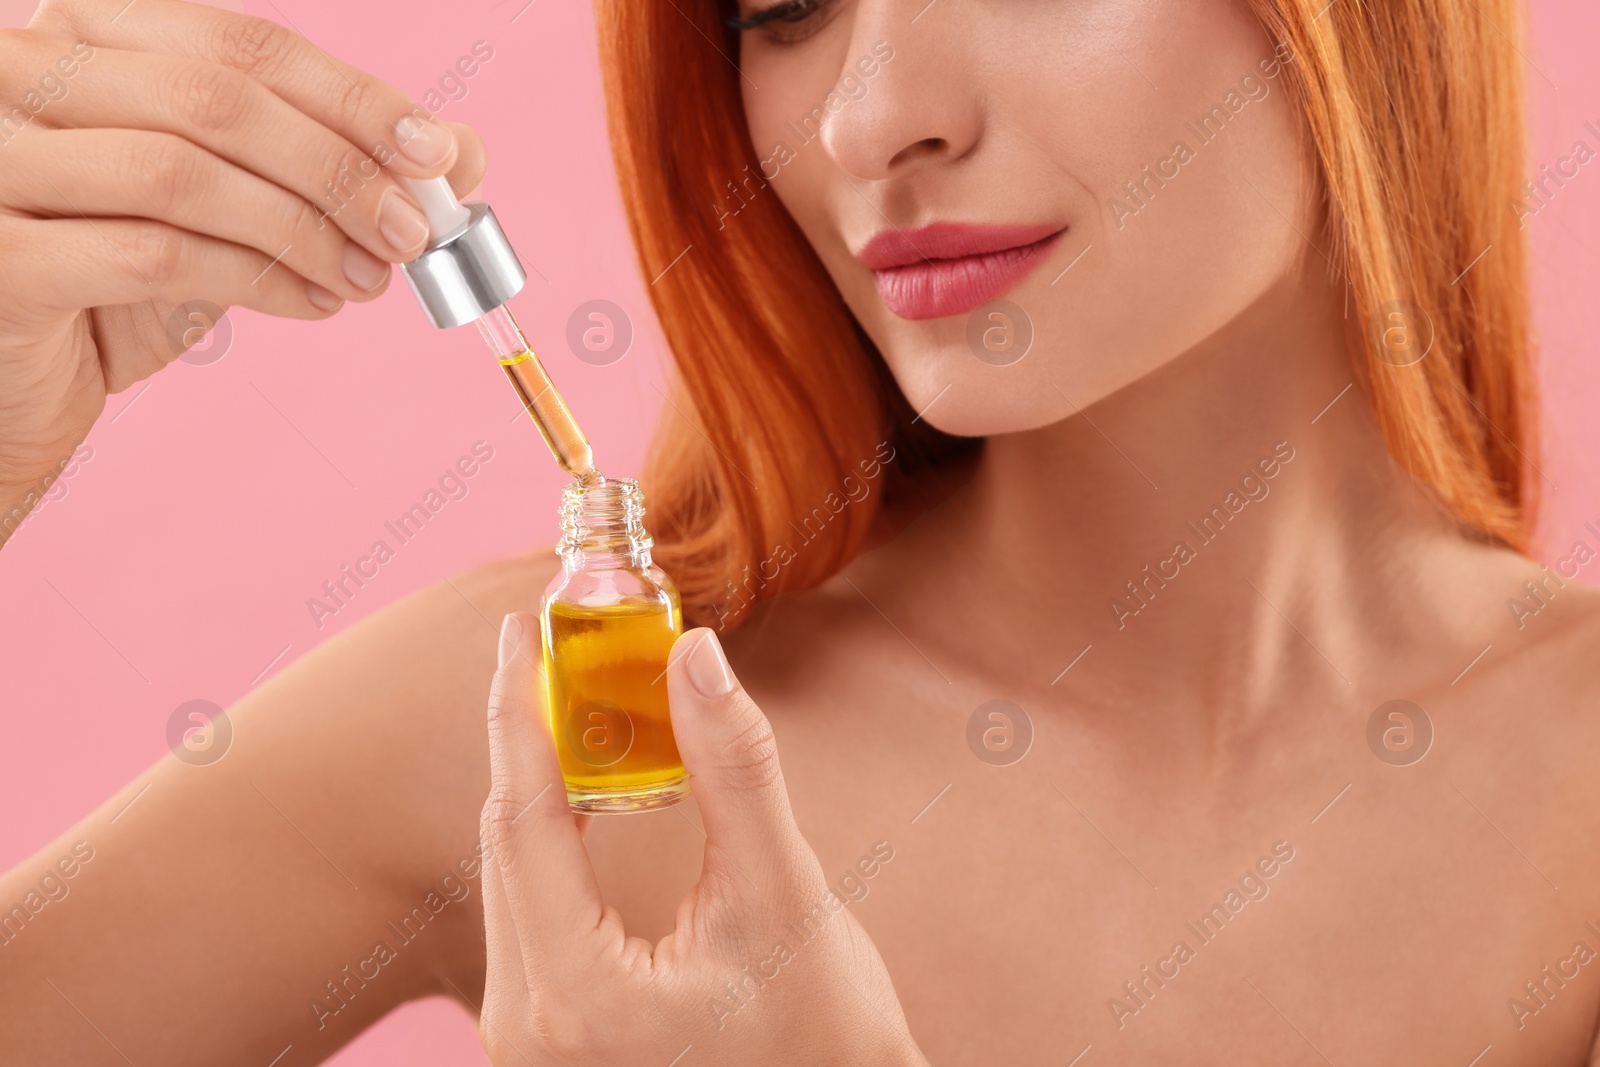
0, 550, 561, 1062
224, 547, 566, 993
1442, 560, 1600, 845
222, 547, 565, 982
1484, 566, 1600, 701
251, 547, 563, 884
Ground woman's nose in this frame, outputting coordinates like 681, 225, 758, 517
818, 5, 985, 183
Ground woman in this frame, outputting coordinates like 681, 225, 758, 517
3, 0, 1597, 1062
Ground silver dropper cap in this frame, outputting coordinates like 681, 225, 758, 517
398, 177, 527, 329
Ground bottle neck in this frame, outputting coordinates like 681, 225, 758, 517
557, 475, 654, 569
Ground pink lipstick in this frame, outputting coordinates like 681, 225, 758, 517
858, 222, 1064, 320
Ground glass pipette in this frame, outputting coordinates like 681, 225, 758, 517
474, 304, 594, 480
396, 176, 596, 482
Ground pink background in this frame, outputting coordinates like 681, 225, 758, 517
0, 0, 1595, 1063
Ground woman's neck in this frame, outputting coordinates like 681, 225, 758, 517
854, 264, 1530, 724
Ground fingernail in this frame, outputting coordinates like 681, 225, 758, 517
498, 614, 521, 670
378, 188, 431, 255
686, 630, 734, 698
394, 115, 457, 168
342, 242, 390, 292
306, 283, 343, 311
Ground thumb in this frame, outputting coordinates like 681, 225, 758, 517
667, 628, 807, 883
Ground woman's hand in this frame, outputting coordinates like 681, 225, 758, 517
0, 0, 484, 527
477, 614, 928, 1066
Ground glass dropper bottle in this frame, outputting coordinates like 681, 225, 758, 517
396, 177, 690, 813
396, 175, 594, 481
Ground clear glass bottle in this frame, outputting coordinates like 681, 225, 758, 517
540, 474, 690, 813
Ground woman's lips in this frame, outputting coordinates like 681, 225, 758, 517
859, 222, 1066, 321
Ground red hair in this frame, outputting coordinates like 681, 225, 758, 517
596, 0, 1537, 629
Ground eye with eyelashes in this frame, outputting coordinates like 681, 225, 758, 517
726, 0, 845, 45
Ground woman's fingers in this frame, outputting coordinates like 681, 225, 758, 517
0, 215, 338, 324
477, 835, 535, 1049
0, 128, 392, 303
441, 120, 488, 199
482, 613, 607, 967
31, 42, 436, 262
32, 0, 458, 180
666, 629, 813, 891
